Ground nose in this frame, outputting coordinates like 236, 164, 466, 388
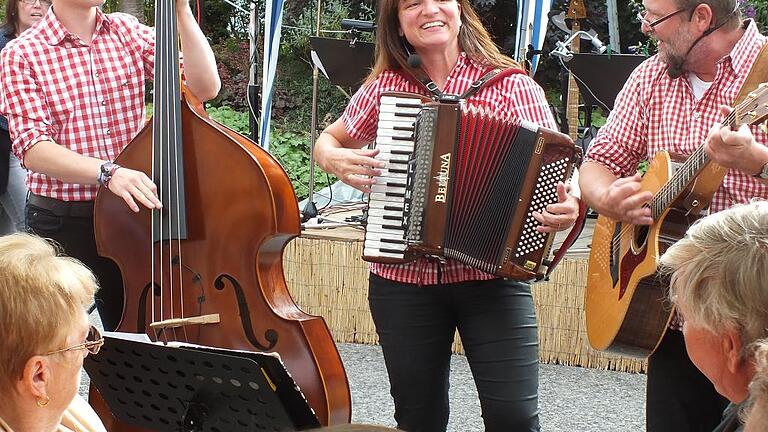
422, 0, 439, 14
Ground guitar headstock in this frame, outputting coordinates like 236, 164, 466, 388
736, 82, 768, 128
566, 0, 587, 20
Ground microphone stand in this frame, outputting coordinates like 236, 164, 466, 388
302, 0, 323, 222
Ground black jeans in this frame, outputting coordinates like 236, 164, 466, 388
369, 273, 540, 432
646, 329, 729, 432
26, 200, 124, 331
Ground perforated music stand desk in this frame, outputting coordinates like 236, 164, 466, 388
84, 333, 321, 432
568, 53, 646, 111
310, 37, 374, 88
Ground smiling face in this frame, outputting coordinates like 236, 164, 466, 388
16, 0, 51, 34
641, 0, 699, 70
397, 0, 462, 56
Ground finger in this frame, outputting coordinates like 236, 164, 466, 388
556, 182, 568, 203
120, 191, 140, 213
625, 207, 653, 225
719, 105, 734, 116
133, 184, 162, 209
619, 191, 653, 211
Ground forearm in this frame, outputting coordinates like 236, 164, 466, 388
177, 5, 221, 102
314, 131, 344, 174
578, 161, 618, 212
23, 141, 104, 185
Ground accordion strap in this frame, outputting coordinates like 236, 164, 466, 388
410, 67, 526, 101
544, 198, 589, 280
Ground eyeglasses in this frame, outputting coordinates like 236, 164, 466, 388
45, 325, 104, 357
20, 0, 52, 6
637, 7, 687, 31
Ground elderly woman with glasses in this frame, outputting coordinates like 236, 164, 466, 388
0, 234, 106, 432
0, 0, 49, 236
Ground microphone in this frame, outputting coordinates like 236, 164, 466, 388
666, 7, 737, 78
341, 19, 376, 33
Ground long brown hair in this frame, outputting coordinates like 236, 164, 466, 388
1, 0, 21, 37
365, 0, 520, 84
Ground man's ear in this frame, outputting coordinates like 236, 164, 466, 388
691, 3, 715, 31
722, 327, 746, 373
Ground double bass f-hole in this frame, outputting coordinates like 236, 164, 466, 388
92, 0, 351, 427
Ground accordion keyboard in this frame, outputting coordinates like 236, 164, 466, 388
363, 95, 422, 260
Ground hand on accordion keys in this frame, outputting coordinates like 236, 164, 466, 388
532, 182, 581, 233
324, 147, 386, 194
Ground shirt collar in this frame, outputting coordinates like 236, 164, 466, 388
723, 19, 765, 77
40, 7, 112, 46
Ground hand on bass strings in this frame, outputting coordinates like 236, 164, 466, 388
595, 173, 653, 226
325, 147, 385, 194
705, 105, 768, 176
533, 182, 580, 233
107, 168, 163, 213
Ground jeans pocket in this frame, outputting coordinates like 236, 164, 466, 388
26, 204, 64, 234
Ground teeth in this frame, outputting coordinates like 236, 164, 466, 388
422, 22, 444, 29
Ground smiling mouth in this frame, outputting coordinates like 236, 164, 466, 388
421, 22, 445, 29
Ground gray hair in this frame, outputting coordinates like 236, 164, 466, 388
660, 200, 768, 351
675, 0, 742, 30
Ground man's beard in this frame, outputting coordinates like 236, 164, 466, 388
655, 32, 696, 78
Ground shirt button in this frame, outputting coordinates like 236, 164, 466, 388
105, 129, 111, 135
692, 112, 700, 120
101, 100, 106, 105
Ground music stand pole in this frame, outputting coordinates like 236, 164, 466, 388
302, 0, 322, 222
248, 0, 261, 143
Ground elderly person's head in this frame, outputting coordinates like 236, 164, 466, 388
660, 200, 768, 403
0, 234, 100, 431
745, 339, 768, 431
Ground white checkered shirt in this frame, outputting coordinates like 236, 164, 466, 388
0, 9, 155, 201
343, 53, 558, 285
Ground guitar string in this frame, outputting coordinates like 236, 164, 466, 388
607, 94, 760, 253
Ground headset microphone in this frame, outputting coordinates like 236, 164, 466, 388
407, 53, 422, 68
666, 9, 736, 78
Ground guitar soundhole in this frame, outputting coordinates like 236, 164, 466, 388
633, 225, 650, 250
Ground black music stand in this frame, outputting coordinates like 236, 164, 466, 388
568, 53, 646, 111
310, 37, 374, 88
84, 333, 321, 432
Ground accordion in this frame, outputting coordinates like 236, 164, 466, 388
362, 91, 583, 280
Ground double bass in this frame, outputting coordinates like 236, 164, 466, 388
91, 1, 351, 428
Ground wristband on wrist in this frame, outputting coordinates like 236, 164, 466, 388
98, 162, 121, 188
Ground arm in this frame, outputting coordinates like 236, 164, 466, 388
314, 118, 384, 193
176, 0, 221, 102
578, 64, 655, 225
24, 142, 160, 212
0, 47, 160, 212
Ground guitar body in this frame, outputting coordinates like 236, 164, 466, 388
585, 151, 726, 357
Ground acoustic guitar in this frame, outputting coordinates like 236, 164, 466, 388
585, 83, 768, 358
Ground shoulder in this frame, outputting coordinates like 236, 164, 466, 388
105, 12, 151, 37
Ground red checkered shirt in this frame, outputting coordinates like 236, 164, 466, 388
0, 9, 155, 201
586, 20, 768, 329
586, 20, 768, 213
343, 53, 558, 285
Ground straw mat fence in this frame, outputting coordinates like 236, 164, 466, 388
283, 236, 647, 374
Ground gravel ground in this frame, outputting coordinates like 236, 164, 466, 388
80, 333, 646, 431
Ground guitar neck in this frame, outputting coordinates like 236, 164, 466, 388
651, 112, 741, 218
566, 22, 581, 140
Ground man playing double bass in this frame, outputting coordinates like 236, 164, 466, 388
579, 0, 768, 431
0, 0, 220, 331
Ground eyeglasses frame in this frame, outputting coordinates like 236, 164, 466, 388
637, 7, 689, 31
19, 0, 52, 7
44, 325, 104, 357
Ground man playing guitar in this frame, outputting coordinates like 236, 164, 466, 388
579, 0, 768, 431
